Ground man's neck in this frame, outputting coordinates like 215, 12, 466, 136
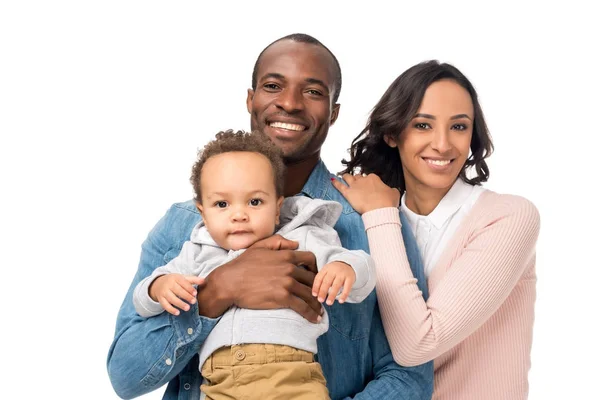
283, 153, 320, 197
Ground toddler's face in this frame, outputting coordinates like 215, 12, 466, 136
197, 151, 283, 250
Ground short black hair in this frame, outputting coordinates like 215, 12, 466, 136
251, 33, 342, 103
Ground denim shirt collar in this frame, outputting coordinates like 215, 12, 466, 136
299, 159, 331, 200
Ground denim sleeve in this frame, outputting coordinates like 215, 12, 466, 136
107, 203, 220, 399
345, 306, 433, 400
342, 213, 433, 400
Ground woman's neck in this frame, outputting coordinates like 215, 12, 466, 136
403, 180, 454, 216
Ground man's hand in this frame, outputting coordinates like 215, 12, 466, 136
196, 235, 323, 322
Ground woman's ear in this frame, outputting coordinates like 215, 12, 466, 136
384, 134, 398, 148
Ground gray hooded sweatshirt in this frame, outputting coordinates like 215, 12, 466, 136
133, 196, 375, 369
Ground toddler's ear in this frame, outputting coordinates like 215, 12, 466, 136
196, 201, 204, 216
275, 196, 284, 224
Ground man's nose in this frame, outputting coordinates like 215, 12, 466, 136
275, 87, 304, 113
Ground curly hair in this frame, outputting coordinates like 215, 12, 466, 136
341, 60, 494, 192
190, 130, 286, 203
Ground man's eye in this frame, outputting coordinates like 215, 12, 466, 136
249, 198, 262, 206
307, 89, 323, 96
263, 83, 280, 90
215, 201, 228, 208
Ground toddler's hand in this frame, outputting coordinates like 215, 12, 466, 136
312, 261, 356, 306
149, 273, 204, 316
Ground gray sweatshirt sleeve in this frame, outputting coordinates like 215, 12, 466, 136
133, 240, 206, 318
304, 225, 376, 303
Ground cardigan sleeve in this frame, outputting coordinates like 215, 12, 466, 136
361, 194, 540, 366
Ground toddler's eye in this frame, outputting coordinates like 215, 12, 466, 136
249, 198, 262, 206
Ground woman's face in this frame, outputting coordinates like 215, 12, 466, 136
388, 79, 474, 194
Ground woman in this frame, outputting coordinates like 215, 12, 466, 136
332, 60, 540, 399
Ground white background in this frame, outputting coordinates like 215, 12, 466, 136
1, 1, 598, 399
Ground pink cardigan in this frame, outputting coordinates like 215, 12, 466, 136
362, 190, 540, 400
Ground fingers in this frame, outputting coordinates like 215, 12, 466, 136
158, 294, 183, 316
331, 177, 349, 197
287, 294, 322, 324
184, 276, 205, 286
171, 278, 197, 305
338, 277, 353, 304
250, 235, 299, 250
317, 271, 335, 303
290, 280, 323, 319
291, 251, 318, 274
326, 275, 345, 306
312, 271, 324, 297
342, 173, 356, 185
293, 265, 317, 287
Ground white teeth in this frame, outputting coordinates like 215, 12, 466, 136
269, 121, 305, 131
426, 159, 451, 166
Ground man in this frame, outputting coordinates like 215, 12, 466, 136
107, 33, 433, 400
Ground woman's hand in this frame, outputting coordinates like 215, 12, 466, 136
331, 173, 400, 214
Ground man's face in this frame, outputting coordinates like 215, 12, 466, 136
247, 40, 340, 163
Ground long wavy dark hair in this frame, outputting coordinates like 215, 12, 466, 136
341, 60, 494, 192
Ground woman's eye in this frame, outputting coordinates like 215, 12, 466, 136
452, 123, 467, 131
415, 122, 430, 130
249, 198, 262, 206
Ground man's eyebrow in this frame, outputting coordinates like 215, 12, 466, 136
305, 78, 328, 89
260, 73, 285, 81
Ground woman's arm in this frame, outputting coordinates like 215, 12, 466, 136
363, 194, 540, 366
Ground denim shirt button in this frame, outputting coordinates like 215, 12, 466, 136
183, 383, 191, 390
165, 358, 172, 366
187, 328, 193, 335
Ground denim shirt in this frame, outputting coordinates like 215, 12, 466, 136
107, 160, 433, 400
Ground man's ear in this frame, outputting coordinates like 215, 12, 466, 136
384, 134, 398, 148
275, 196, 284, 224
330, 103, 340, 126
246, 89, 254, 114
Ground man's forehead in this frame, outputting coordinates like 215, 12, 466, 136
256, 40, 335, 85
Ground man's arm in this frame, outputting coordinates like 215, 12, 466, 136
195, 241, 323, 322
107, 205, 324, 398
107, 204, 219, 399
343, 214, 433, 400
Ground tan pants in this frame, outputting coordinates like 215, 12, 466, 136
200, 344, 330, 400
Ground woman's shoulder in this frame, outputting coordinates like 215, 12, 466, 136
476, 189, 540, 231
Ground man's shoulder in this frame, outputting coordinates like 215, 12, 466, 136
149, 200, 202, 242
318, 175, 356, 217
169, 199, 200, 215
